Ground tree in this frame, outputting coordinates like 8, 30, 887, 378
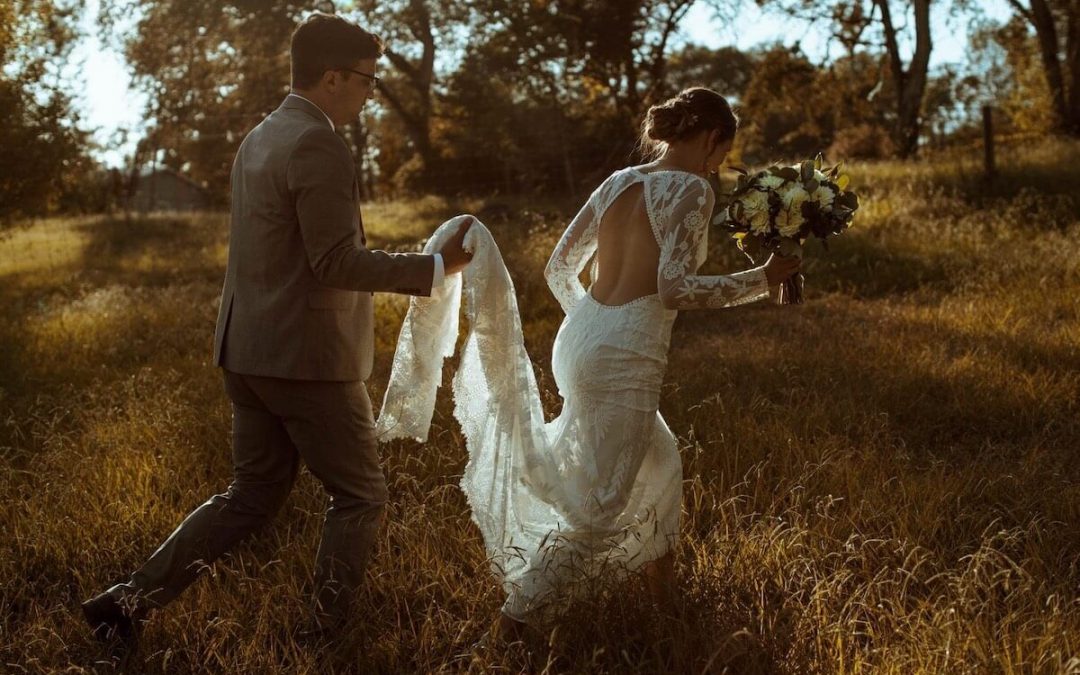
501, 0, 699, 114
876, 0, 933, 157
0, 0, 91, 222
350, 0, 472, 190
440, 37, 600, 196
756, 0, 934, 158
1002, 0, 1080, 135
738, 45, 834, 161
102, 0, 393, 200
98, 0, 306, 202
665, 44, 757, 101
961, 16, 1057, 136
364, 0, 718, 196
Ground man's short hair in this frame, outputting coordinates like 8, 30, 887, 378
290, 12, 384, 89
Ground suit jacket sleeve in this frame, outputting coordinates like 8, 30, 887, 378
288, 125, 435, 295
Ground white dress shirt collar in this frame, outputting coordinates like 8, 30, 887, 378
287, 92, 335, 131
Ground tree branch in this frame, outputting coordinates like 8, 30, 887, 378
375, 80, 419, 131
874, 0, 905, 90
1002, 0, 1034, 23
645, 0, 695, 99
383, 47, 421, 87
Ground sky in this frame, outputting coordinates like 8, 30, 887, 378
70, 0, 1016, 167
69, 0, 148, 167
679, 0, 1014, 66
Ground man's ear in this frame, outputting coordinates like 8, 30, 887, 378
320, 69, 339, 92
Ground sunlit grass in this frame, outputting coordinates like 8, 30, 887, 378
0, 216, 90, 278
1, 139, 1078, 673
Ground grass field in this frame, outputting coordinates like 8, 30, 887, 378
1, 140, 1079, 673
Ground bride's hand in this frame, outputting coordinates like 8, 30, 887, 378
764, 253, 801, 287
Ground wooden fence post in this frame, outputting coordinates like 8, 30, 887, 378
983, 105, 995, 179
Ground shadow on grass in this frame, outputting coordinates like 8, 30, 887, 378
76, 212, 226, 287
674, 295, 1079, 566
683, 297, 1078, 459
803, 230, 956, 300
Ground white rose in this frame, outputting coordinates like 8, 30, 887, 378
758, 174, 786, 190
808, 184, 835, 209
776, 185, 809, 237
741, 190, 769, 215
776, 207, 804, 237
749, 209, 772, 234
781, 184, 810, 206
813, 169, 828, 183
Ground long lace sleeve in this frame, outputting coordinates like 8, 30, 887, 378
656, 175, 770, 310
544, 180, 605, 314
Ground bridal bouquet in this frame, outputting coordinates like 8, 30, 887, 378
712, 155, 860, 304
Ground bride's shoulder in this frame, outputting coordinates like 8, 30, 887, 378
625, 163, 708, 185
606, 166, 641, 181
590, 166, 637, 196
679, 172, 714, 195
637, 166, 712, 197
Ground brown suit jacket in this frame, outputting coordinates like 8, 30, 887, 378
214, 95, 434, 381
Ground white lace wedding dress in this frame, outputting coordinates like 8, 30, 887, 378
377, 168, 770, 623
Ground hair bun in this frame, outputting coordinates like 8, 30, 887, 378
646, 101, 697, 143
638, 87, 739, 160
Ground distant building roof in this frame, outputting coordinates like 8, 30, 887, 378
136, 166, 208, 194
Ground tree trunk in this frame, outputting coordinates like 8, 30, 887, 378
1008, 0, 1080, 135
377, 81, 439, 183
1029, 0, 1070, 132
1065, 1, 1080, 135
377, 0, 440, 185
877, 0, 933, 158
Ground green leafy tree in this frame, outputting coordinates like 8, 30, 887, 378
99, 0, 306, 202
440, 37, 597, 196
102, 1, 383, 200
0, 0, 91, 222
431, 0, 719, 195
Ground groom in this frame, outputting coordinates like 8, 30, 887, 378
82, 12, 471, 640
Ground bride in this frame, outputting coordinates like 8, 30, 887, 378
377, 87, 800, 639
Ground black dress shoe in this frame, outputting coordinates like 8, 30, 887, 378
81, 591, 142, 643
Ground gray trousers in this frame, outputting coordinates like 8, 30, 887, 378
107, 369, 387, 627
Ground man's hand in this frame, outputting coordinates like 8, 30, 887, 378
438, 217, 474, 275
763, 253, 801, 287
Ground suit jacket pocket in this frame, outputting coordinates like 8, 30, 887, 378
307, 288, 356, 310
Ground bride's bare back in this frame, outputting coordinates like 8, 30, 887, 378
590, 180, 660, 306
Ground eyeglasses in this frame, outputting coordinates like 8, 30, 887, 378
339, 68, 380, 87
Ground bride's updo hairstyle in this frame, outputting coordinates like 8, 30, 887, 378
639, 87, 738, 159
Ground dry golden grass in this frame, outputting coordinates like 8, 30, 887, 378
1, 139, 1078, 673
